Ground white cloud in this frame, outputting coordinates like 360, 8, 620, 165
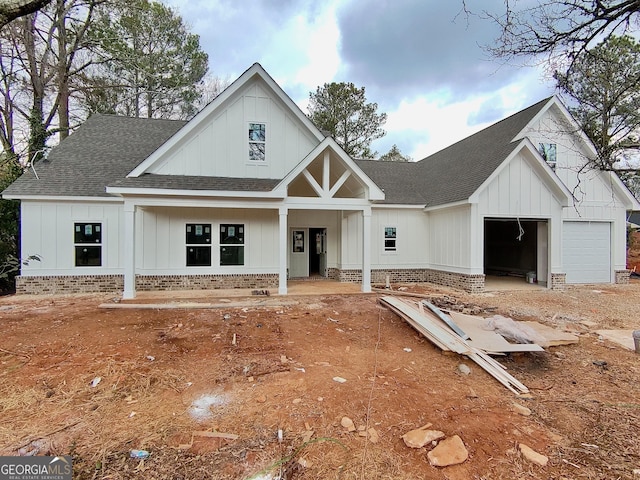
161, 0, 556, 160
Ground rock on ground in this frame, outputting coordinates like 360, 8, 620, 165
519, 443, 549, 467
427, 435, 469, 467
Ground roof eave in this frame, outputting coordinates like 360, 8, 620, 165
105, 185, 286, 199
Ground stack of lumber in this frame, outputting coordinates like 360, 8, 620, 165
379, 295, 530, 395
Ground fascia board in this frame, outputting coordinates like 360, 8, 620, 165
127, 63, 324, 178
373, 203, 427, 210
1, 194, 122, 202
423, 199, 470, 212
514, 96, 599, 158
608, 171, 640, 209
514, 97, 639, 208
468, 140, 572, 207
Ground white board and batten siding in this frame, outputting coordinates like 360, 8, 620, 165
524, 104, 630, 279
137, 207, 279, 274
369, 209, 429, 268
338, 209, 429, 269
20, 201, 124, 275
477, 150, 564, 218
147, 80, 319, 180
427, 206, 473, 273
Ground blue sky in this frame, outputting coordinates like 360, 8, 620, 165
164, 0, 556, 160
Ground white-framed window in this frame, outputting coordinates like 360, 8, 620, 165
538, 143, 557, 170
249, 123, 266, 161
220, 224, 244, 265
74, 222, 102, 266
186, 223, 212, 266
384, 227, 397, 252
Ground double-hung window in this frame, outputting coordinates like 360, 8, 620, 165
75, 222, 102, 266
384, 227, 397, 252
249, 123, 266, 162
186, 223, 211, 266
220, 224, 244, 266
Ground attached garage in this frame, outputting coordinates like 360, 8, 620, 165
562, 221, 611, 283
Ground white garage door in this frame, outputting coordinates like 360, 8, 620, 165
562, 221, 611, 283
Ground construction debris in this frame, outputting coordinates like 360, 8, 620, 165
447, 311, 545, 353
379, 296, 530, 394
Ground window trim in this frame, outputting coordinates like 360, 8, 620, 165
186, 223, 212, 267
384, 226, 397, 253
220, 223, 245, 266
74, 222, 102, 267
248, 122, 266, 163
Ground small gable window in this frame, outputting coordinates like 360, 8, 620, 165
186, 223, 212, 267
384, 227, 397, 252
75, 222, 102, 266
249, 123, 266, 162
538, 143, 557, 170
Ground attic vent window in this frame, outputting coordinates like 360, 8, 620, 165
249, 123, 266, 162
538, 143, 557, 171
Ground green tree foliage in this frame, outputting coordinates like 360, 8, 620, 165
0, 156, 22, 292
555, 35, 640, 187
308, 82, 387, 159
378, 144, 411, 162
85, 0, 208, 119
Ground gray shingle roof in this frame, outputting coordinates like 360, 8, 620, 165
360, 97, 551, 206
355, 160, 425, 204
414, 97, 551, 207
109, 174, 280, 192
3, 97, 552, 206
2, 114, 187, 197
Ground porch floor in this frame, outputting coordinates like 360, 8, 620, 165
131, 279, 362, 301
127, 276, 543, 303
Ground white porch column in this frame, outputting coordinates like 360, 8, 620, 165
123, 202, 136, 299
361, 207, 372, 293
278, 206, 288, 295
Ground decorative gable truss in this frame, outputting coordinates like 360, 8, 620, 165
275, 138, 385, 203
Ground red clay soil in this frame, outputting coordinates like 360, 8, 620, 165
1, 280, 639, 480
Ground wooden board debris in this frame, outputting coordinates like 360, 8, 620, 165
422, 301, 470, 340
379, 296, 529, 395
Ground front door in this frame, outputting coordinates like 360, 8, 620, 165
290, 228, 308, 278
289, 227, 327, 278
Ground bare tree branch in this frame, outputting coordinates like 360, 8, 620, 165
0, 0, 51, 29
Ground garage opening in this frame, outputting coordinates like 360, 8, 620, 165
484, 218, 548, 285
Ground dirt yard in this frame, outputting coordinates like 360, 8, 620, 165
1, 277, 639, 480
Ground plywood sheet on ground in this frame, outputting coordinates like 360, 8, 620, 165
446, 311, 544, 353
595, 329, 636, 351
521, 321, 579, 346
